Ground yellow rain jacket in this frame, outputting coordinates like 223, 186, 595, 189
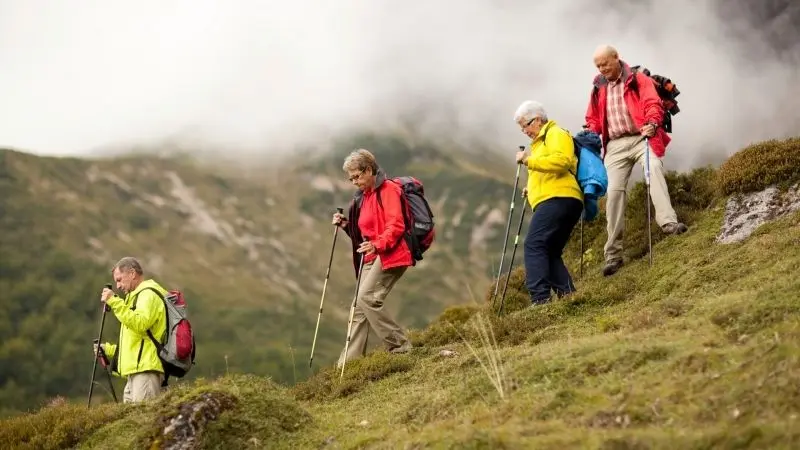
524, 120, 584, 210
102, 279, 168, 377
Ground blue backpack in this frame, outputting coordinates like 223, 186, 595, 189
571, 130, 608, 221
542, 127, 608, 221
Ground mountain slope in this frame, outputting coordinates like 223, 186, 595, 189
2, 136, 799, 449
0, 132, 531, 415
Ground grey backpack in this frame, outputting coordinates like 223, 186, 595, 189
134, 287, 196, 383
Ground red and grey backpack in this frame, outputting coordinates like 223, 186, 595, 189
134, 287, 196, 383
353, 174, 436, 263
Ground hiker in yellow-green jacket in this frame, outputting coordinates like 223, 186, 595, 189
94, 256, 167, 403
513, 100, 584, 306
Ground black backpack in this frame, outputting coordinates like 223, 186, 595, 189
353, 175, 435, 263
629, 65, 681, 133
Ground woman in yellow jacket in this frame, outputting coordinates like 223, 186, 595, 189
513, 100, 584, 305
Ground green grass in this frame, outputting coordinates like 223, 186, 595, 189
3, 184, 799, 449
0, 132, 530, 413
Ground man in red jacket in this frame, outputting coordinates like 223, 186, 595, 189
332, 148, 414, 366
585, 44, 687, 277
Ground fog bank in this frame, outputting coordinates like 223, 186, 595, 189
0, 0, 797, 170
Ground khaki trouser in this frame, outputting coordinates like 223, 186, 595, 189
604, 135, 678, 262
337, 257, 410, 367
123, 371, 163, 403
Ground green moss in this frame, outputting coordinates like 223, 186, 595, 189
408, 304, 482, 347
716, 136, 800, 195
291, 351, 415, 401
0, 401, 126, 450
81, 374, 311, 449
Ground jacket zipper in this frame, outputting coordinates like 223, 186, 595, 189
136, 339, 144, 371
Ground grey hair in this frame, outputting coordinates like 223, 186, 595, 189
112, 256, 144, 275
513, 100, 548, 123
342, 148, 378, 173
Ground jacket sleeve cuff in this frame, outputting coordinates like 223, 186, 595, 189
371, 239, 386, 252
106, 295, 123, 311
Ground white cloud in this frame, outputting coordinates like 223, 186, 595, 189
0, 0, 797, 170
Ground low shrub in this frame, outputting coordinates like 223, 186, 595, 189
0, 401, 125, 450
622, 166, 720, 260
716, 136, 800, 196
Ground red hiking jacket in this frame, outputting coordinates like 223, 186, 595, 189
345, 170, 413, 277
584, 60, 671, 158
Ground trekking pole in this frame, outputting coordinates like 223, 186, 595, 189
644, 137, 653, 267
579, 212, 584, 279
340, 253, 366, 381
309, 207, 344, 369
88, 284, 118, 408
491, 145, 524, 309
93, 339, 118, 403
497, 189, 529, 316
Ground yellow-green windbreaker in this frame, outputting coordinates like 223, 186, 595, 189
102, 279, 167, 377
524, 120, 584, 210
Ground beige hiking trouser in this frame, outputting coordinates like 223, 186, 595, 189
337, 257, 410, 367
604, 135, 678, 262
123, 371, 163, 403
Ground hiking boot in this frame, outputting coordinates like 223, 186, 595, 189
530, 296, 553, 307
602, 259, 623, 277
662, 222, 688, 235
389, 343, 412, 354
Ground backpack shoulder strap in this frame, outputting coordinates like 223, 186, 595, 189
131, 287, 168, 349
629, 72, 639, 95
375, 177, 399, 210
131, 286, 165, 308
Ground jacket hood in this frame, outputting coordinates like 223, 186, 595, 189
374, 167, 387, 189
354, 166, 387, 200
574, 130, 603, 155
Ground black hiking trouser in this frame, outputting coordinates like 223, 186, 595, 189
523, 196, 583, 304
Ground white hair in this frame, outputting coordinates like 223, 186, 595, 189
513, 100, 548, 123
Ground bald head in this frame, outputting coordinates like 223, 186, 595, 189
593, 44, 618, 60
593, 44, 622, 81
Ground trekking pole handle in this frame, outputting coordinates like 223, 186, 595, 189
336, 207, 343, 214
516, 145, 527, 166
92, 339, 110, 365
102, 283, 113, 312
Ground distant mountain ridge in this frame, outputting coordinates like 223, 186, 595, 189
0, 131, 531, 415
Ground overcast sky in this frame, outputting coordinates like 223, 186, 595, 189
0, 0, 797, 170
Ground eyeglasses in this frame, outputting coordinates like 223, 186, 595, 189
519, 117, 537, 131
348, 170, 364, 182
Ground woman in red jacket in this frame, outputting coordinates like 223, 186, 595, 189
332, 148, 413, 366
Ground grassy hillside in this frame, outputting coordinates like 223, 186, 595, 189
0, 131, 531, 415
2, 137, 798, 449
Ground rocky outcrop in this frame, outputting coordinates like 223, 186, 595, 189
154, 391, 238, 450
716, 182, 800, 244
